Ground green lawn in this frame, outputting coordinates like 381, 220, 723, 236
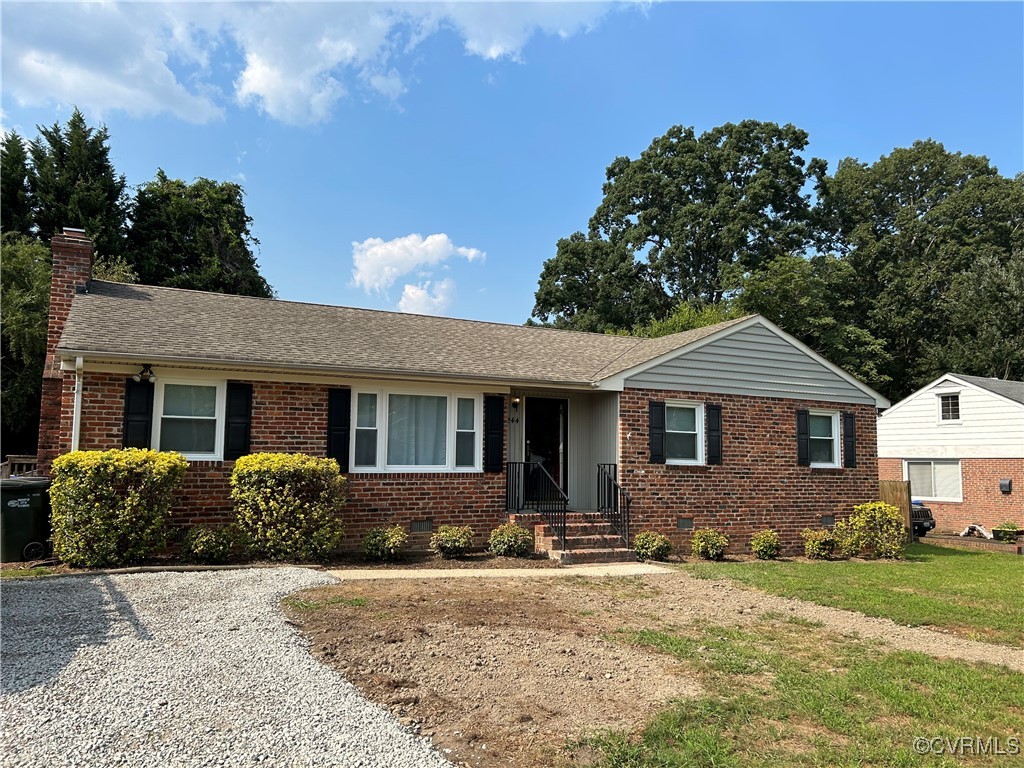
681, 543, 1024, 647
581, 617, 1024, 767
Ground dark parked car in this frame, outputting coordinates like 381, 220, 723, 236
911, 502, 936, 537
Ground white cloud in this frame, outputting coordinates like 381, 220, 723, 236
0, 1, 622, 125
398, 278, 456, 315
1, 3, 223, 123
352, 232, 484, 293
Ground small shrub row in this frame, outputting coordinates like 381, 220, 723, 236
431, 524, 474, 559
691, 528, 730, 561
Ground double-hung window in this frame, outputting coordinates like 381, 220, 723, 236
808, 411, 840, 468
666, 402, 704, 464
352, 389, 482, 471
152, 380, 225, 460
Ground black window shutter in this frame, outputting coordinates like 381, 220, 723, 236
123, 379, 154, 449
842, 412, 857, 468
706, 404, 723, 465
483, 395, 505, 473
649, 401, 666, 464
327, 388, 351, 471
224, 382, 253, 461
796, 409, 810, 466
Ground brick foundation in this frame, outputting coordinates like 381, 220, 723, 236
879, 457, 1023, 532
618, 388, 880, 556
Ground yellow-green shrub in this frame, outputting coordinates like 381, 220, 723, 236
834, 501, 906, 559
430, 524, 474, 559
691, 528, 729, 561
634, 531, 673, 561
230, 453, 345, 562
363, 525, 409, 561
488, 522, 533, 557
49, 449, 188, 567
749, 529, 781, 560
802, 528, 838, 559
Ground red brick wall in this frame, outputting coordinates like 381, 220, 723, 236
879, 457, 1023, 532
619, 388, 880, 555
69, 374, 507, 547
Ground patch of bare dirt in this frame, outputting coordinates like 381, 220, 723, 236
324, 551, 562, 570
286, 577, 700, 767
285, 570, 1024, 767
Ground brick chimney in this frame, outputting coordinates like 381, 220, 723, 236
37, 228, 94, 472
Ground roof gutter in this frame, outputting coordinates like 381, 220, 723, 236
56, 349, 600, 391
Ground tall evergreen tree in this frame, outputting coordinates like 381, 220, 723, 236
28, 107, 127, 257
1, 132, 34, 236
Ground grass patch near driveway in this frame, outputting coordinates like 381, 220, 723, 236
681, 543, 1024, 647
0, 567, 54, 580
583, 618, 1024, 767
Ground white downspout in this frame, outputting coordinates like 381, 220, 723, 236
71, 356, 84, 451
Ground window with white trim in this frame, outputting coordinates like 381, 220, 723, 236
809, 411, 840, 468
938, 393, 961, 422
351, 389, 483, 471
906, 460, 962, 502
666, 402, 704, 464
354, 392, 378, 467
152, 380, 225, 460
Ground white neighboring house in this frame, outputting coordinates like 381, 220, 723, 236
877, 373, 1024, 533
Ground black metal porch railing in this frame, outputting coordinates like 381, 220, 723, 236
597, 463, 631, 547
506, 461, 568, 551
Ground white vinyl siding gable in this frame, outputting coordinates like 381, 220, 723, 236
624, 324, 877, 405
878, 380, 1024, 459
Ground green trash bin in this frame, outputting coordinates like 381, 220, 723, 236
0, 477, 52, 562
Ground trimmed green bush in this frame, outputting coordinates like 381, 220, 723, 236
49, 448, 188, 567
634, 531, 673, 561
691, 528, 729, 561
834, 501, 906, 559
802, 528, 838, 559
430, 524, 474, 559
488, 522, 533, 557
749, 529, 781, 560
363, 525, 409, 561
180, 524, 247, 565
230, 453, 346, 562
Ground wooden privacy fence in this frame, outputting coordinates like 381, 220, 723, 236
879, 479, 913, 540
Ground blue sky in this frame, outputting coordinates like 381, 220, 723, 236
3, 2, 1022, 324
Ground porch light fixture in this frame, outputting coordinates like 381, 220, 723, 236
509, 396, 521, 424
132, 364, 157, 384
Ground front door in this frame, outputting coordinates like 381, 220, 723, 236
524, 397, 568, 493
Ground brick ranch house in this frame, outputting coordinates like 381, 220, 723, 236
39, 230, 889, 559
878, 373, 1023, 533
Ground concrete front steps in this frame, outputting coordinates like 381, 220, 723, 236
508, 512, 635, 564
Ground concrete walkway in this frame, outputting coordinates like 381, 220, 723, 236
327, 562, 674, 580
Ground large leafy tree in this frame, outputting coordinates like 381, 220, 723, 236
28, 108, 128, 258
1, 132, 34, 236
738, 253, 890, 389
531, 233, 669, 332
0, 235, 51, 457
819, 141, 1023, 398
533, 120, 823, 329
125, 170, 273, 298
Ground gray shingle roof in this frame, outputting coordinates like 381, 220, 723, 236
955, 374, 1024, 406
56, 281, 751, 386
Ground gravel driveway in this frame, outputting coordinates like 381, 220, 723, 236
1, 568, 452, 768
